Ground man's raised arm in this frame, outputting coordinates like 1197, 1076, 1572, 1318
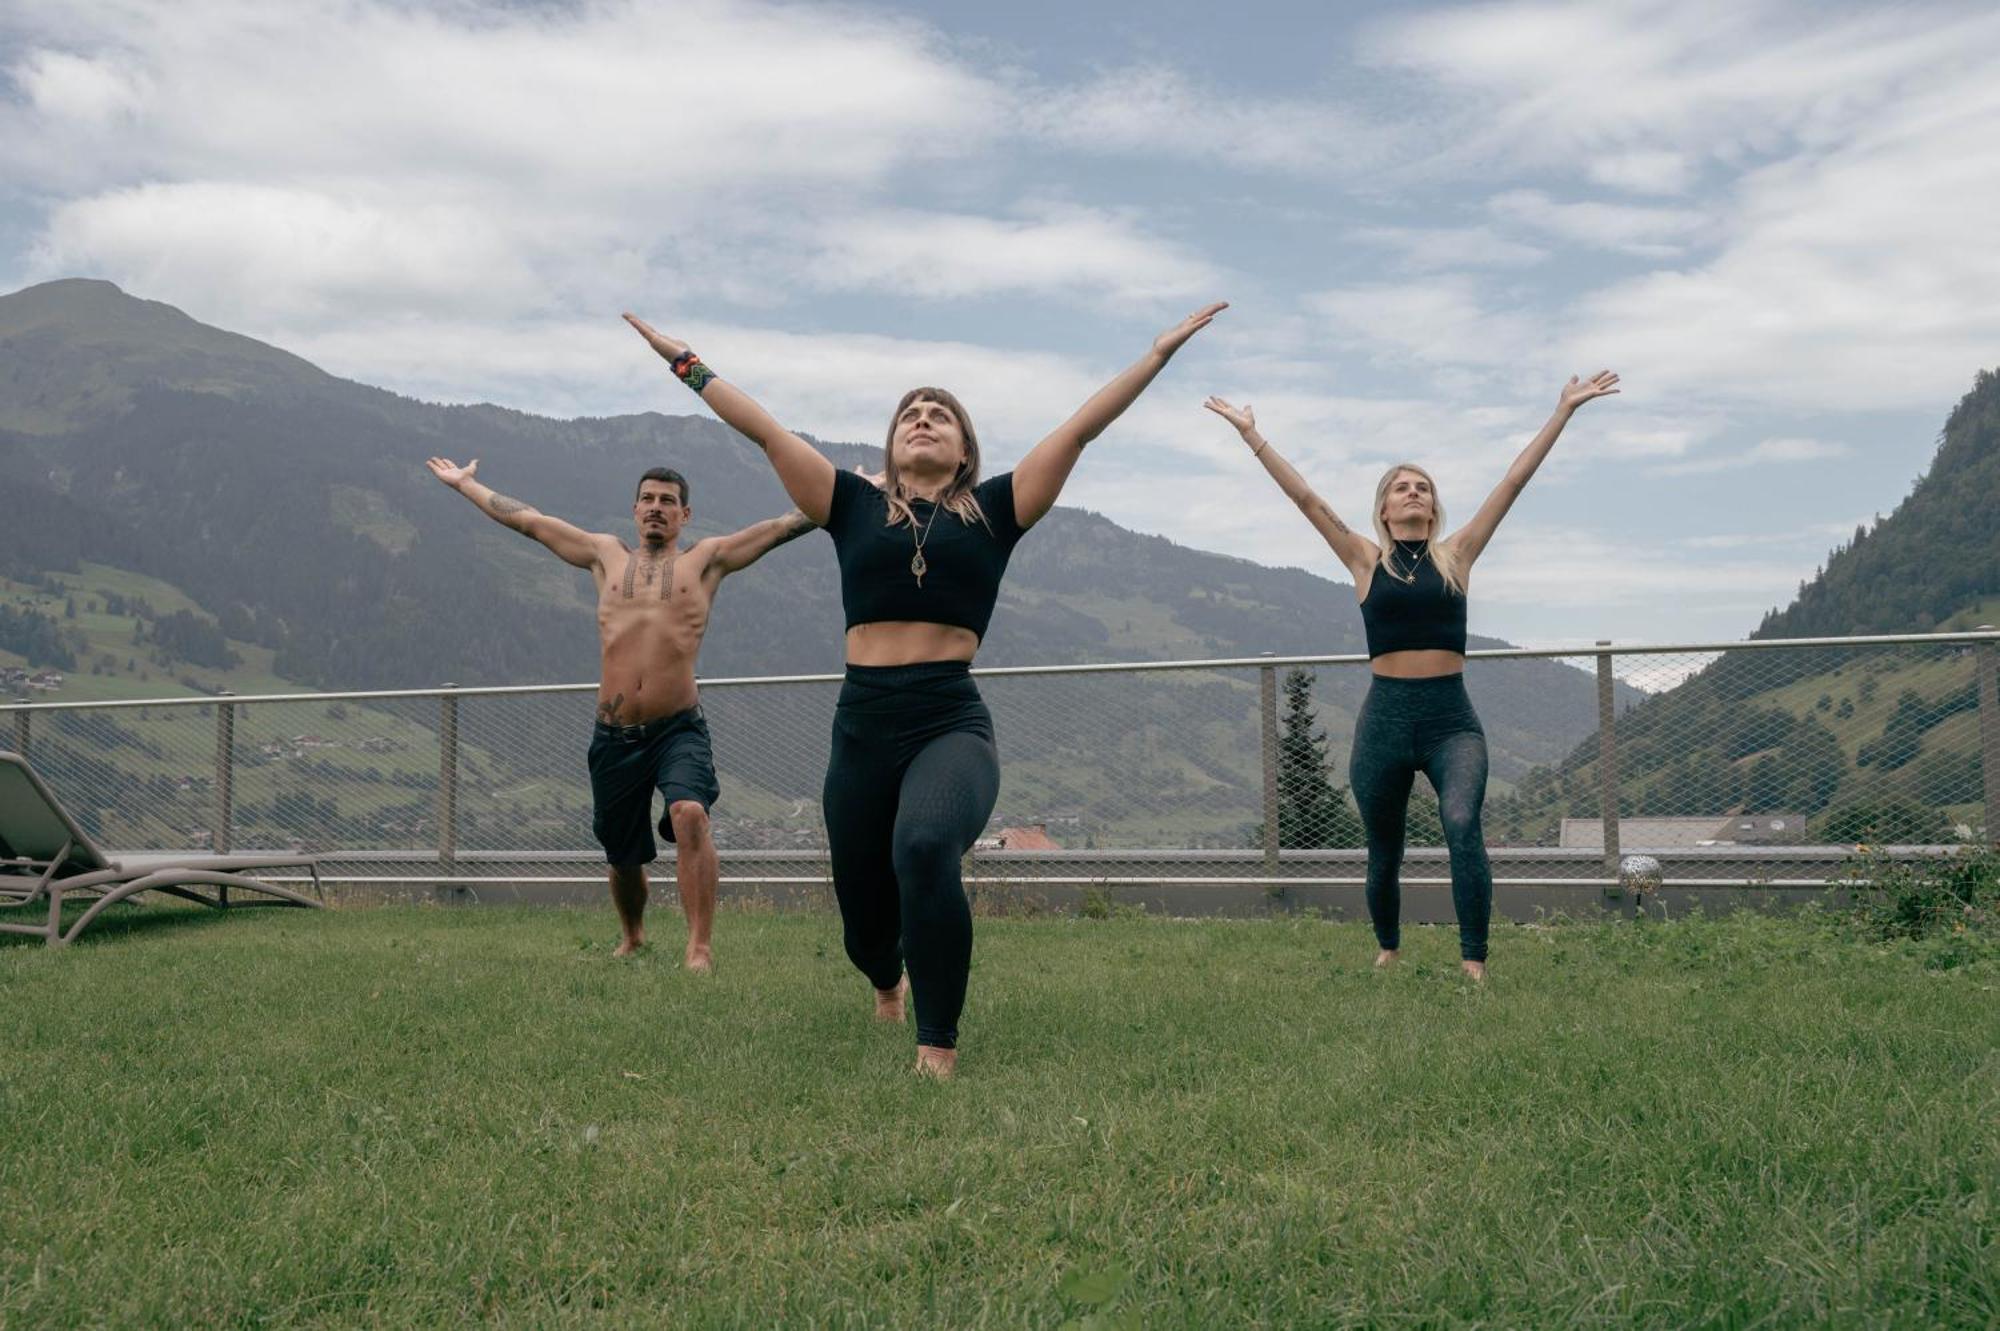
708, 509, 820, 577
426, 457, 609, 570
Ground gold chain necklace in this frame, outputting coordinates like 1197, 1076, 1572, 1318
1384, 539, 1428, 585
908, 492, 943, 587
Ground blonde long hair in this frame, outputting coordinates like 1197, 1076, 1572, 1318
1372, 463, 1466, 595
881, 387, 989, 530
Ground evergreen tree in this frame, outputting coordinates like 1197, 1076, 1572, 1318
1275, 668, 1363, 849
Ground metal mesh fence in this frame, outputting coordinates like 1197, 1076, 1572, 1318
6, 632, 1995, 893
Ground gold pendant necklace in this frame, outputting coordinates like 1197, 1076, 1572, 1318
909, 493, 942, 587
1386, 540, 1428, 585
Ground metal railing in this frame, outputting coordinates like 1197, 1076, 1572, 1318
6, 629, 1996, 911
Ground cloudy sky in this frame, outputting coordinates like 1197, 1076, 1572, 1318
4, 0, 1996, 654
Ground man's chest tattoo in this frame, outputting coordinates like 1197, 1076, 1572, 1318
621, 549, 678, 601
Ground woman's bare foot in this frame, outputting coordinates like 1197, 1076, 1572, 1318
612, 933, 645, 958
873, 976, 909, 1023
915, 1045, 957, 1079
1374, 948, 1399, 969
1461, 959, 1487, 982
684, 944, 713, 973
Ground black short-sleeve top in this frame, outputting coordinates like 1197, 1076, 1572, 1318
824, 468, 1027, 640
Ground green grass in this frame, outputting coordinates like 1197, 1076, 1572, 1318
1, 907, 1995, 1327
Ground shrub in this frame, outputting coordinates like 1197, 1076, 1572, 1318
1838, 844, 2000, 947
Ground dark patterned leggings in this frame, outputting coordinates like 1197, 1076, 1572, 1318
1348, 673, 1492, 962
822, 661, 1000, 1049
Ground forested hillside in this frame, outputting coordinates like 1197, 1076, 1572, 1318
1495, 369, 2000, 844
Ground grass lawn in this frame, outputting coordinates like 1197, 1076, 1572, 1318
1, 905, 1994, 1327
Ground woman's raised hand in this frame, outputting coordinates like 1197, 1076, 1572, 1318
622, 312, 690, 362
1153, 302, 1229, 360
1203, 396, 1256, 436
1559, 370, 1620, 411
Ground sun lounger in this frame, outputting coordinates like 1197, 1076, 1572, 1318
0, 749, 323, 947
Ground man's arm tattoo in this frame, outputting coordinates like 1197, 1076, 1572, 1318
486, 492, 533, 517
768, 510, 818, 548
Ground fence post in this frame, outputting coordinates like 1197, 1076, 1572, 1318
1978, 628, 1998, 846
1595, 642, 1621, 888
213, 693, 234, 855
11, 698, 26, 756
1259, 659, 1280, 873
438, 684, 460, 897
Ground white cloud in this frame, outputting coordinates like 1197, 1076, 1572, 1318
801, 206, 1225, 306
2, 0, 1005, 195
1309, 277, 1546, 371
1470, 523, 1808, 621
1353, 1, 2000, 413
1488, 189, 1707, 258
33, 183, 542, 324
282, 314, 1124, 453
1680, 518, 1870, 551
1348, 225, 1548, 272
2, 0, 1018, 325
12, 48, 146, 126
1650, 436, 1849, 477
1586, 150, 1697, 196
1025, 64, 1391, 176
1364, 1, 1999, 176
1563, 70, 2000, 411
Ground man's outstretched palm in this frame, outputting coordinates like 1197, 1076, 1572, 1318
427, 456, 478, 489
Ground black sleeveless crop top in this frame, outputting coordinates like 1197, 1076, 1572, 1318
1359, 540, 1467, 658
824, 468, 1026, 640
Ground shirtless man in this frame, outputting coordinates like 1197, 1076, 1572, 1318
426, 457, 815, 968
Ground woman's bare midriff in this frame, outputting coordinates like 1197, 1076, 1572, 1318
845, 621, 980, 667
1370, 648, 1466, 679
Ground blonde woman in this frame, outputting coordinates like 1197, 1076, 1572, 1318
628, 304, 1225, 1075
1206, 372, 1619, 978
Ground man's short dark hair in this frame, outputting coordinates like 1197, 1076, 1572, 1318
637, 467, 689, 506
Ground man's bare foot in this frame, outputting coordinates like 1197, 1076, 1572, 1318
915, 1045, 957, 1079
684, 944, 713, 973
1374, 948, 1400, 969
612, 934, 645, 958
874, 975, 909, 1023
1461, 959, 1487, 982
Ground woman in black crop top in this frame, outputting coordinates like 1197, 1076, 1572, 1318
627, 304, 1225, 1076
1206, 371, 1620, 979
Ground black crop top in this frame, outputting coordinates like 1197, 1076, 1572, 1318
1358, 540, 1467, 658
824, 468, 1026, 640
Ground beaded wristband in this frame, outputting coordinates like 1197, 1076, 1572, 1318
671, 351, 715, 393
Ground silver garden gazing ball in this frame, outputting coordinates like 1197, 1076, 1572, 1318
1618, 854, 1663, 895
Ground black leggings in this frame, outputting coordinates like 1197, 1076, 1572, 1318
822, 661, 999, 1049
1347, 673, 1492, 962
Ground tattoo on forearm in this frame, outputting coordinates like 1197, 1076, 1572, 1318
597, 693, 625, 726
1320, 504, 1352, 535
770, 511, 818, 548
486, 492, 532, 517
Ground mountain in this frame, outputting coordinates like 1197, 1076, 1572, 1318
1491, 368, 2000, 844
1, 279, 1624, 846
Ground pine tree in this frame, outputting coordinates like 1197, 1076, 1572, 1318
1275, 668, 1364, 849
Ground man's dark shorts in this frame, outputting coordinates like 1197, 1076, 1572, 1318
586, 707, 721, 867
